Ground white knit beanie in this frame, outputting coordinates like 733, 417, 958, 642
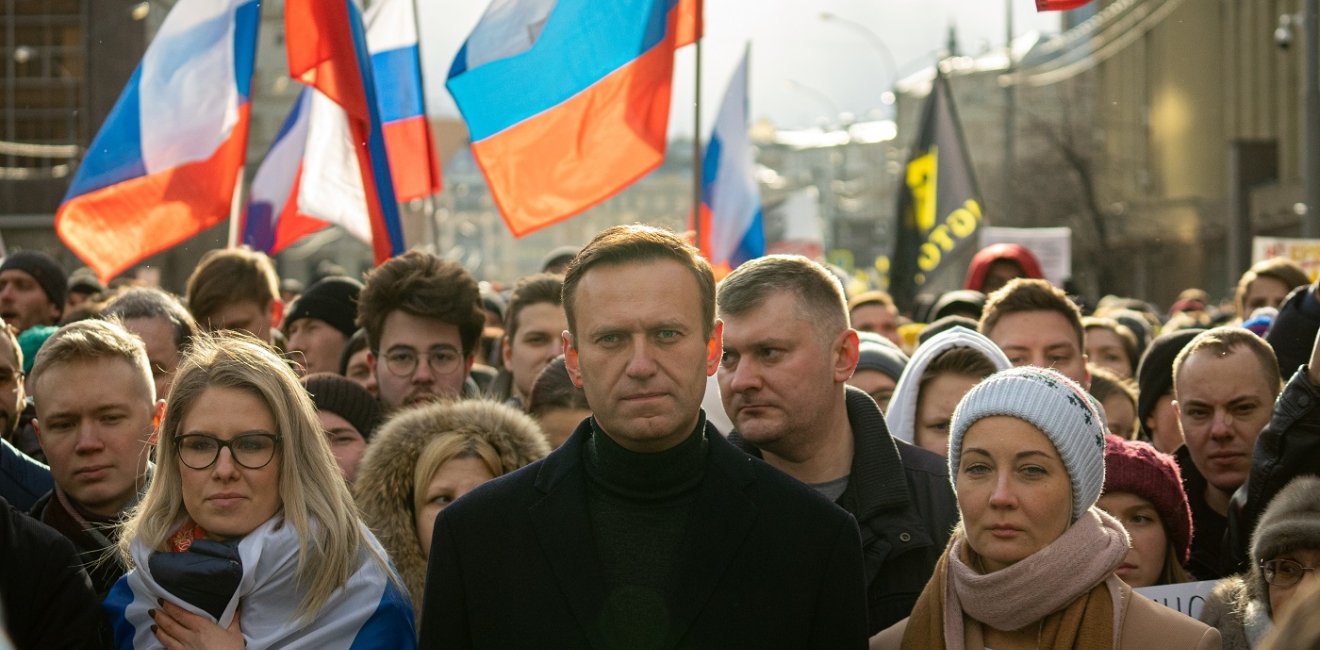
948, 367, 1107, 521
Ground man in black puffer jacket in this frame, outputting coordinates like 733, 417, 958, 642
717, 255, 959, 634
1223, 283, 1320, 573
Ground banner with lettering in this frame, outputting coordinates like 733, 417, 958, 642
1253, 236, 1320, 281
1134, 580, 1217, 619
889, 72, 984, 311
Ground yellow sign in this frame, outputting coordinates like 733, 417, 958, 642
906, 149, 937, 232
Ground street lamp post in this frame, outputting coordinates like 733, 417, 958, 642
819, 12, 899, 100
785, 79, 842, 126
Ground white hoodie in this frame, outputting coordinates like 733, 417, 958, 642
883, 326, 1011, 444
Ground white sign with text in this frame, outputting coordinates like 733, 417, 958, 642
1134, 580, 1217, 619
979, 227, 1072, 288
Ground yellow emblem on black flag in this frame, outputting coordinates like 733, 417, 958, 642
890, 72, 984, 311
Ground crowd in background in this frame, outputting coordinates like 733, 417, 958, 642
0, 230, 1317, 648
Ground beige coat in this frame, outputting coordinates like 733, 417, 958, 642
871, 580, 1220, 649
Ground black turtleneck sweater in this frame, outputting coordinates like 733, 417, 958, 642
582, 417, 708, 648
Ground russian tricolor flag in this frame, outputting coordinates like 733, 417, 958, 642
697, 49, 764, 270
244, 0, 437, 256
448, 0, 700, 237
55, 0, 260, 282
1036, 0, 1097, 10
283, 0, 405, 264
241, 89, 323, 254
367, 0, 441, 202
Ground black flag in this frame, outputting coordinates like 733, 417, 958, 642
889, 72, 985, 312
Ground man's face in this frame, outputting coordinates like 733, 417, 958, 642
34, 357, 158, 517
503, 302, 567, 402
371, 310, 472, 411
1101, 393, 1136, 440
0, 270, 57, 333
850, 303, 902, 347
719, 292, 855, 455
983, 260, 1025, 294
1174, 347, 1277, 498
846, 369, 897, 411
1243, 276, 1290, 314
564, 259, 720, 453
0, 335, 24, 437
345, 347, 377, 397
987, 310, 1089, 387
203, 299, 275, 344
286, 317, 349, 376
121, 316, 179, 402
316, 410, 366, 483
1144, 394, 1183, 454
1085, 327, 1133, 379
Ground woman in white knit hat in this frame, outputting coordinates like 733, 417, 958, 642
873, 367, 1218, 649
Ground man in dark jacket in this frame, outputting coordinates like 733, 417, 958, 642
419, 225, 869, 648
1170, 326, 1280, 580
1222, 283, 1320, 572
1, 495, 109, 648
28, 320, 161, 597
717, 254, 959, 633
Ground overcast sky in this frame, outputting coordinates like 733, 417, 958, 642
416, 0, 1061, 135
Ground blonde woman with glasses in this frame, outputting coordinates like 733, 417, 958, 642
105, 333, 415, 649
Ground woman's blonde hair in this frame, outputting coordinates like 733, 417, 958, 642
412, 435, 505, 518
118, 332, 375, 620
1159, 540, 1191, 584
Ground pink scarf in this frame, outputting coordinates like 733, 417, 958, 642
905, 507, 1130, 649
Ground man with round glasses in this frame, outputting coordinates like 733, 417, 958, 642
358, 251, 485, 412
28, 319, 163, 597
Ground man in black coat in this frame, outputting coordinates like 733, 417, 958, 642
716, 255, 958, 633
1, 495, 110, 648
1223, 283, 1320, 572
1169, 326, 1280, 580
419, 225, 869, 649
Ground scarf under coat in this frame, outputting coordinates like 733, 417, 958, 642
104, 516, 416, 649
884, 326, 1011, 445
903, 508, 1130, 649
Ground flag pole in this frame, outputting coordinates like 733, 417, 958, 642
405, 0, 443, 251
691, 0, 704, 249
227, 0, 265, 250
227, 173, 244, 248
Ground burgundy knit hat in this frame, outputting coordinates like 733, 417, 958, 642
1102, 433, 1193, 564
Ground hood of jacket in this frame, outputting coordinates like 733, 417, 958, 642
884, 326, 1010, 445
1199, 577, 1271, 650
963, 243, 1045, 291
353, 399, 550, 622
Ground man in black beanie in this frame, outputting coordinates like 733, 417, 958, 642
0, 251, 66, 333
302, 372, 380, 483
1135, 328, 1204, 454
285, 276, 362, 375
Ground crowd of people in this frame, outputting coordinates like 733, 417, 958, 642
0, 230, 1317, 648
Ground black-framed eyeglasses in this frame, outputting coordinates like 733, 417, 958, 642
381, 347, 462, 377
1260, 558, 1318, 588
175, 433, 282, 470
